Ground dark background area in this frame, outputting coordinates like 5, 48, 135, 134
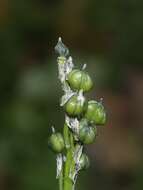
0, 0, 143, 190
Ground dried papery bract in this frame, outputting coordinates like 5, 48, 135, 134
48, 38, 107, 190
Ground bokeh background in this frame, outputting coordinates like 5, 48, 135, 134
0, 0, 143, 190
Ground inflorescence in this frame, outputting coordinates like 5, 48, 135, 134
48, 38, 107, 190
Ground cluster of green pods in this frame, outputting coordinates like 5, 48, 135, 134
49, 67, 106, 170
65, 69, 106, 125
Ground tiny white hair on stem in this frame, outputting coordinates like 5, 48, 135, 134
56, 153, 63, 179
57, 56, 74, 84
65, 115, 79, 135
77, 90, 85, 106
69, 145, 83, 186
51, 126, 55, 133
82, 63, 87, 70
100, 97, 104, 103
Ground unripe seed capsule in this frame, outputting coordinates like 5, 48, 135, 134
64, 95, 87, 117
79, 153, 90, 170
49, 133, 65, 153
79, 120, 97, 144
85, 100, 106, 125
67, 69, 93, 92
79, 118, 89, 129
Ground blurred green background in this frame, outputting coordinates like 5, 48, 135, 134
0, 0, 143, 190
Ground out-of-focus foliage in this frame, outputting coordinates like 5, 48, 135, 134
0, 0, 143, 190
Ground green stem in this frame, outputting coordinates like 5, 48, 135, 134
63, 124, 74, 190
64, 150, 73, 190
63, 123, 70, 149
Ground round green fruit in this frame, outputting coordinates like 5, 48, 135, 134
79, 123, 97, 144
49, 133, 65, 153
64, 95, 87, 116
85, 100, 106, 125
67, 69, 93, 92
79, 118, 89, 129
79, 153, 90, 170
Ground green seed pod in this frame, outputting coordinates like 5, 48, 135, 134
67, 69, 93, 92
79, 118, 89, 129
79, 153, 90, 170
79, 121, 97, 144
64, 95, 87, 116
49, 133, 65, 153
85, 100, 106, 125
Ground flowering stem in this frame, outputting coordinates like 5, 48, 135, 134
63, 123, 70, 149
63, 124, 74, 190
50, 37, 107, 190
64, 150, 73, 190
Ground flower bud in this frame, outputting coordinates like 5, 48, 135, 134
64, 95, 87, 117
67, 69, 93, 92
55, 37, 69, 57
79, 119, 97, 144
85, 100, 106, 125
49, 133, 65, 153
79, 153, 90, 170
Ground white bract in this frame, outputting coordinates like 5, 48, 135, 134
56, 153, 63, 179
65, 115, 79, 135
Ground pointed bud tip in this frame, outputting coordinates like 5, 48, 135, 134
55, 37, 69, 57
58, 37, 62, 42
